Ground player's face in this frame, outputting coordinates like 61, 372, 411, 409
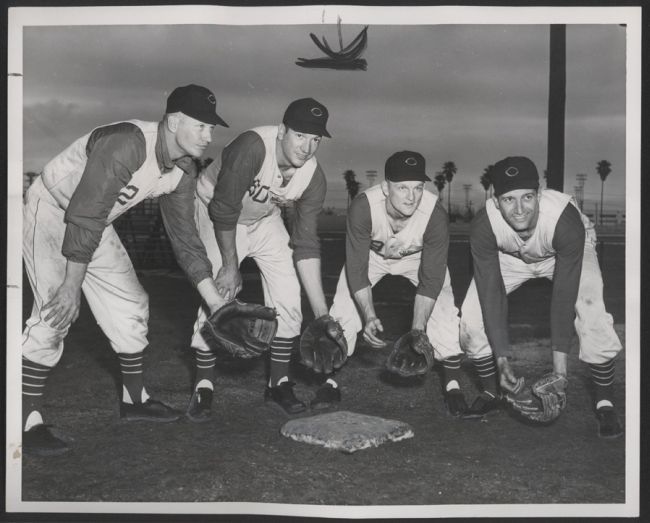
277, 125, 322, 169
494, 189, 540, 233
173, 114, 215, 158
383, 180, 425, 218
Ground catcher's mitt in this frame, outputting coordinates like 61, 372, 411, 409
299, 315, 348, 374
386, 329, 434, 378
200, 300, 278, 359
505, 372, 568, 424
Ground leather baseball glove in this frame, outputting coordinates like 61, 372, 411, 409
505, 372, 568, 423
386, 329, 435, 378
299, 315, 348, 374
200, 300, 278, 359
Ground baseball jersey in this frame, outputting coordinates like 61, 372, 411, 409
40, 120, 212, 286
203, 126, 327, 261
346, 185, 450, 300
471, 189, 588, 355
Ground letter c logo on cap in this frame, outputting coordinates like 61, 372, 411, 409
311, 107, 323, 117
208, 94, 216, 105
405, 157, 418, 166
505, 166, 519, 177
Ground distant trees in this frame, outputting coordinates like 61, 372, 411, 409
596, 160, 612, 225
439, 161, 457, 212
343, 169, 361, 206
479, 165, 493, 201
433, 173, 446, 196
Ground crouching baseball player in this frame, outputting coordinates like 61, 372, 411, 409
22, 85, 230, 456
459, 156, 623, 438
186, 98, 336, 420
322, 151, 469, 416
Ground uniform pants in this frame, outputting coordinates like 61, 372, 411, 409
191, 198, 302, 350
329, 252, 462, 359
22, 178, 149, 368
459, 240, 622, 364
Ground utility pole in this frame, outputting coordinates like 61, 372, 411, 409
546, 24, 566, 192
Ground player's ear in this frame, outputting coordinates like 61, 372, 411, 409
381, 181, 389, 196
277, 123, 287, 140
491, 194, 500, 209
166, 113, 181, 133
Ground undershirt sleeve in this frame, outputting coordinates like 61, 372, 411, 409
345, 194, 373, 293
416, 201, 449, 300
291, 164, 326, 262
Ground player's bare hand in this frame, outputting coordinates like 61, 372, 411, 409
41, 283, 81, 330
215, 266, 242, 301
496, 356, 524, 393
363, 317, 387, 348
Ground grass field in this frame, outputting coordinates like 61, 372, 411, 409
17, 232, 628, 516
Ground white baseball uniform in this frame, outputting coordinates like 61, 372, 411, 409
329, 184, 462, 358
460, 189, 622, 365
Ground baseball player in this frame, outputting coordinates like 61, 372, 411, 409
325, 151, 470, 416
22, 84, 229, 456
459, 156, 623, 438
186, 98, 333, 420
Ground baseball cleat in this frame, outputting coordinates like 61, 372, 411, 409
445, 389, 469, 417
186, 388, 213, 423
120, 399, 180, 422
596, 406, 623, 439
23, 424, 70, 457
310, 383, 342, 411
462, 392, 501, 419
264, 381, 307, 415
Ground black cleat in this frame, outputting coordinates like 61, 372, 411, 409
311, 384, 342, 411
264, 381, 307, 415
596, 406, 623, 439
445, 389, 469, 417
462, 392, 501, 419
23, 425, 70, 457
120, 399, 180, 422
186, 388, 213, 423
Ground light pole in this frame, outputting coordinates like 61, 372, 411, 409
365, 170, 378, 188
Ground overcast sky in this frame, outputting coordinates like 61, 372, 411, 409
19, 8, 628, 212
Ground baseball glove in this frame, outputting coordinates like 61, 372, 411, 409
386, 329, 435, 378
505, 372, 568, 424
299, 315, 348, 374
200, 300, 278, 359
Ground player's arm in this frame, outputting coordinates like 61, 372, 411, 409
412, 201, 449, 331
293, 165, 329, 317
207, 132, 264, 300
470, 209, 523, 392
344, 195, 385, 347
157, 159, 223, 313
549, 204, 586, 377
44, 123, 146, 328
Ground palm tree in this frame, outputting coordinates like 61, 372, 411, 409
433, 173, 446, 196
441, 161, 457, 212
596, 160, 612, 225
342, 169, 361, 206
479, 165, 493, 202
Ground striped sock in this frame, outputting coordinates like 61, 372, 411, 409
472, 355, 498, 397
194, 348, 216, 391
119, 352, 147, 404
442, 355, 462, 391
22, 357, 51, 430
589, 359, 616, 406
269, 337, 294, 387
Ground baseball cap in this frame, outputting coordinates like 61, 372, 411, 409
491, 156, 539, 197
384, 151, 431, 182
165, 84, 229, 127
282, 98, 331, 138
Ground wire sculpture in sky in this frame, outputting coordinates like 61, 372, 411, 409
296, 17, 368, 71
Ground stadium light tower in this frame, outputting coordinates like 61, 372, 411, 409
365, 170, 378, 188
575, 173, 588, 211
462, 184, 472, 212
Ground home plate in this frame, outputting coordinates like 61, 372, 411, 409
280, 410, 414, 453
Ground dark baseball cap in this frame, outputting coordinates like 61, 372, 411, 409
165, 84, 229, 127
282, 98, 331, 138
491, 156, 539, 197
384, 151, 431, 182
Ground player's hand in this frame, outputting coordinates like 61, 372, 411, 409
215, 265, 242, 301
363, 317, 387, 348
496, 356, 525, 394
41, 283, 82, 330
